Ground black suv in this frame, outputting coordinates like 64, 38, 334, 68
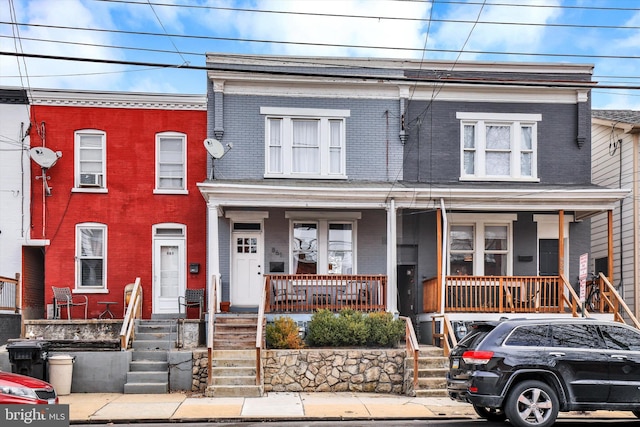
447, 318, 640, 427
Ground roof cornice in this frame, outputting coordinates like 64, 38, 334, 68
29, 88, 206, 110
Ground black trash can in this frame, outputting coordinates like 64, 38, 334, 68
7, 340, 50, 381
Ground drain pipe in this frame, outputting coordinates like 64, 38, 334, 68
439, 198, 448, 316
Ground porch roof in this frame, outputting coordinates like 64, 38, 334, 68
197, 179, 628, 217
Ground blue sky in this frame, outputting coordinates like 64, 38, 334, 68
1, 0, 639, 109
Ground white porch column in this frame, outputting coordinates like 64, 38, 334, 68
386, 198, 398, 314
207, 203, 221, 312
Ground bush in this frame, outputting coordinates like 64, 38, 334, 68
265, 316, 305, 349
365, 312, 405, 347
306, 309, 404, 348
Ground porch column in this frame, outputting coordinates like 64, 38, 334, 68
387, 198, 398, 314
558, 210, 565, 276
608, 209, 614, 283
207, 203, 221, 312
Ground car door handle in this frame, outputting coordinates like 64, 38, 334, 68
611, 354, 628, 360
549, 352, 565, 357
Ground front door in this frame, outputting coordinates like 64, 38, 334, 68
231, 231, 263, 307
153, 238, 185, 314
539, 239, 558, 276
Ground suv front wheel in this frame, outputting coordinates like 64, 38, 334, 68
504, 380, 559, 427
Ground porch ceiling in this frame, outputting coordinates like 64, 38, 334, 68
197, 180, 628, 214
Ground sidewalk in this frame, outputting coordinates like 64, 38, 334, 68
60, 392, 635, 424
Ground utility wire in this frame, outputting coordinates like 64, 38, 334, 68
2, 22, 640, 61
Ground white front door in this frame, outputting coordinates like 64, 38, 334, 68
231, 232, 263, 307
153, 238, 185, 314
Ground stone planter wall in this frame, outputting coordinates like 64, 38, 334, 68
193, 350, 209, 392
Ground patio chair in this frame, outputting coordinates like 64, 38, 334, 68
52, 286, 88, 319
178, 288, 205, 319
337, 281, 368, 305
272, 280, 307, 305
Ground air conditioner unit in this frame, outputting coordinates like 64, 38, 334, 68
79, 173, 101, 187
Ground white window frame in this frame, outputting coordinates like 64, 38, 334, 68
75, 222, 107, 292
262, 107, 349, 179
457, 112, 541, 182
448, 213, 516, 276
154, 132, 187, 194
73, 129, 107, 193
286, 211, 360, 274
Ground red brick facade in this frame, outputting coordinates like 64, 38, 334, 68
30, 103, 207, 319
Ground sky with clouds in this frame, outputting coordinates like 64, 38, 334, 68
1, 0, 639, 109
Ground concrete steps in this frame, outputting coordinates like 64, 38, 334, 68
407, 345, 449, 397
124, 319, 176, 394
205, 349, 263, 397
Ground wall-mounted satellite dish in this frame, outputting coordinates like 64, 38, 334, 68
30, 146, 61, 169
204, 138, 225, 159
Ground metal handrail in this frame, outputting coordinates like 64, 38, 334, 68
207, 274, 219, 387
119, 277, 141, 350
399, 316, 420, 389
256, 278, 268, 386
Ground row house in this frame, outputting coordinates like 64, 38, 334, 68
591, 110, 640, 320
26, 89, 207, 320
200, 54, 629, 342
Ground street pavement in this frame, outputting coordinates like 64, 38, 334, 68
59, 391, 636, 424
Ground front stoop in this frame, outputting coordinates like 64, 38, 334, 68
124, 319, 176, 394
212, 313, 259, 350
407, 345, 449, 397
205, 349, 263, 397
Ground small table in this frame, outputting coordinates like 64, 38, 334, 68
98, 301, 118, 319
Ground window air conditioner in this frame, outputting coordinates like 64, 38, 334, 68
79, 173, 101, 187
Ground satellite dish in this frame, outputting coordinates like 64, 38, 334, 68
30, 147, 61, 169
204, 138, 225, 159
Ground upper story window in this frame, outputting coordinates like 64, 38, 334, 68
76, 223, 106, 291
155, 132, 187, 194
74, 130, 106, 191
457, 113, 541, 182
261, 107, 350, 179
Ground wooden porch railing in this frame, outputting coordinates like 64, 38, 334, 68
587, 273, 640, 329
423, 275, 582, 315
265, 274, 387, 313
119, 277, 142, 350
431, 314, 457, 357
256, 278, 267, 387
0, 274, 20, 312
399, 316, 420, 389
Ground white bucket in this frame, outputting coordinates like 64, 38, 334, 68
48, 354, 75, 395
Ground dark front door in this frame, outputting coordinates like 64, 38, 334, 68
539, 239, 558, 276
397, 265, 416, 319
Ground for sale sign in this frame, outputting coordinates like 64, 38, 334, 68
579, 253, 588, 302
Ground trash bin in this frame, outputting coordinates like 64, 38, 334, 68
7, 340, 50, 381
48, 354, 75, 396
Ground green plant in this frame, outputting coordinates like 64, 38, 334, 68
335, 309, 368, 346
365, 312, 405, 347
305, 309, 336, 347
265, 316, 305, 349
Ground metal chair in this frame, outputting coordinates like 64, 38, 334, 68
178, 288, 205, 319
52, 286, 88, 319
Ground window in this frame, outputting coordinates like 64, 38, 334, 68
155, 132, 186, 193
600, 325, 640, 351
551, 324, 602, 349
262, 107, 349, 178
287, 212, 359, 274
448, 214, 515, 276
74, 130, 106, 190
457, 113, 540, 181
76, 223, 106, 289
505, 325, 549, 347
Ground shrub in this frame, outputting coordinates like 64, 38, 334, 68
265, 316, 305, 349
306, 309, 403, 348
365, 312, 405, 347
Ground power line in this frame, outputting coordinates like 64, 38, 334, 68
4, 50, 640, 91
2, 22, 640, 61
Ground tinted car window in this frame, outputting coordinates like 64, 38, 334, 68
551, 324, 602, 349
457, 325, 494, 349
504, 325, 549, 346
599, 325, 640, 351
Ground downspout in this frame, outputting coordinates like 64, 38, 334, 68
387, 198, 398, 314
634, 133, 639, 319
439, 199, 448, 315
